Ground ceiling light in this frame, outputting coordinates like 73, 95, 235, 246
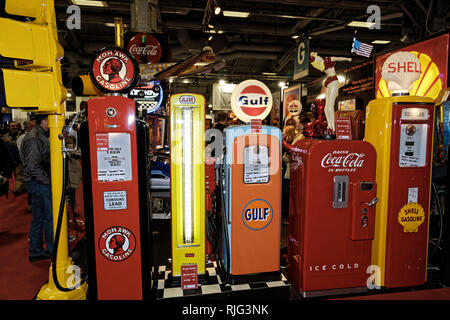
279, 81, 286, 87
222, 11, 250, 18
208, 22, 215, 28
104, 23, 115, 27
208, 35, 213, 41
72, 0, 108, 7
262, 72, 277, 76
219, 79, 226, 85
291, 35, 299, 39
371, 40, 391, 44
214, 6, 221, 15
347, 21, 376, 28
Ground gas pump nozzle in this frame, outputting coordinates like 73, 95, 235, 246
59, 110, 86, 155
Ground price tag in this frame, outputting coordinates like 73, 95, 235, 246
336, 117, 352, 140
181, 264, 198, 290
250, 119, 262, 133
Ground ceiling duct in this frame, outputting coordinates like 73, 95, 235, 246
130, 0, 163, 33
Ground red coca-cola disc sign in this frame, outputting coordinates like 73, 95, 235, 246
90, 47, 139, 93
127, 33, 162, 64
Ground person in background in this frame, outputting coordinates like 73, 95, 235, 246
21, 115, 53, 262
213, 111, 229, 133
1, 121, 25, 195
0, 138, 13, 199
0, 121, 8, 135
17, 120, 36, 212
0, 138, 13, 234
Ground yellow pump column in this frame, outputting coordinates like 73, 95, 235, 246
36, 114, 87, 300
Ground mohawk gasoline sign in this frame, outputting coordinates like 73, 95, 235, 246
90, 47, 139, 94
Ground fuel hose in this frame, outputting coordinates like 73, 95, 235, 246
51, 151, 88, 291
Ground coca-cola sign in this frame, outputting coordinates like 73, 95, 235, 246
126, 33, 162, 64
321, 151, 365, 172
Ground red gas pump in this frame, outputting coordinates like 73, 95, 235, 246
81, 47, 152, 300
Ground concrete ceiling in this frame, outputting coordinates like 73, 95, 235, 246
54, 0, 450, 91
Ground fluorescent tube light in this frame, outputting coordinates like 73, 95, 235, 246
182, 108, 194, 244
371, 40, 391, 44
223, 10, 250, 18
347, 21, 375, 28
72, 0, 108, 7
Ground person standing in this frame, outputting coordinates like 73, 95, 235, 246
1, 121, 25, 195
17, 120, 37, 212
21, 115, 53, 261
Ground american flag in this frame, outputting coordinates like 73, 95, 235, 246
351, 37, 373, 58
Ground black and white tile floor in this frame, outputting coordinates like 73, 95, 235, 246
154, 261, 290, 299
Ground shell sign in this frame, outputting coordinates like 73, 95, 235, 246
376, 34, 449, 100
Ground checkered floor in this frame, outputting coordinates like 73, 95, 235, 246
154, 261, 290, 299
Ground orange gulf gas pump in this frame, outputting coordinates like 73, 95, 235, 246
365, 51, 436, 288
220, 80, 282, 281
81, 47, 152, 300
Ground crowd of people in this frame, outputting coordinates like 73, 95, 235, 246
0, 115, 82, 262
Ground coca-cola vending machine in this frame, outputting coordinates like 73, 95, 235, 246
287, 140, 378, 297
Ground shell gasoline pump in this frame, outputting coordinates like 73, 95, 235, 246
80, 47, 152, 300
365, 51, 436, 288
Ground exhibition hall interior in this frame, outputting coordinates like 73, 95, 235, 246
0, 0, 450, 305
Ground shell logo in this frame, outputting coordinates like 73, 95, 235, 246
377, 52, 443, 100
398, 202, 425, 233
242, 199, 274, 231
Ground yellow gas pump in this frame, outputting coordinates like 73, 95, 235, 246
365, 51, 436, 288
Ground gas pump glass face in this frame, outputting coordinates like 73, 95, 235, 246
182, 108, 194, 243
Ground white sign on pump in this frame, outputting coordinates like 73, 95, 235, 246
96, 132, 133, 182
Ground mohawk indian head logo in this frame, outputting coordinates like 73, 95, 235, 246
231, 80, 273, 123
242, 199, 274, 231
90, 47, 139, 94
98, 226, 137, 262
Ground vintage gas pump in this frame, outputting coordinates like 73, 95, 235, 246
365, 51, 436, 288
81, 47, 152, 299
170, 93, 206, 288
220, 80, 282, 281
287, 139, 378, 297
